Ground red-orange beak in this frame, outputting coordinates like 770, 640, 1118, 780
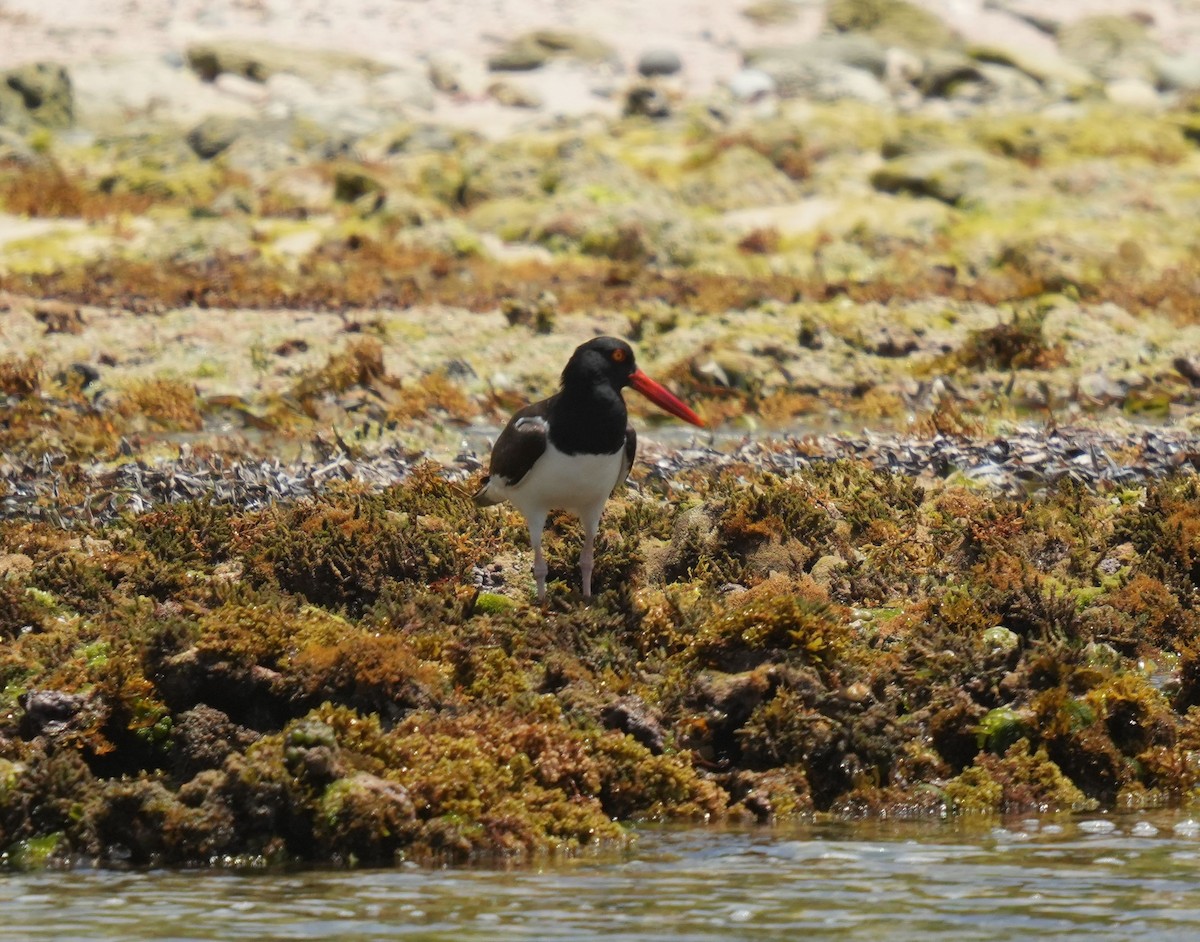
629, 369, 705, 427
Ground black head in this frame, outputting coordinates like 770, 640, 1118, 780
560, 336, 637, 393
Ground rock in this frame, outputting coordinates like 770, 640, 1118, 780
0, 127, 39, 164
916, 51, 986, 98
743, 37, 891, 104
727, 68, 777, 101
33, 300, 83, 335
185, 40, 392, 85
487, 79, 544, 109
333, 167, 386, 207
763, 58, 888, 104
871, 148, 1001, 207
173, 705, 257, 779
0, 62, 73, 130
983, 0, 1065, 36
601, 696, 667, 754
809, 555, 848, 588
427, 51, 488, 97
489, 29, 617, 72
1154, 54, 1200, 92
742, 0, 805, 26
186, 114, 252, 159
624, 83, 672, 118
1058, 15, 1159, 83
316, 772, 416, 862
816, 240, 880, 282
637, 49, 683, 78
18, 689, 87, 738
679, 146, 800, 213
216, 116, 348, 180
969, 43, 1097, 96
825, 0, 958, 51
982, 625, 1020, 653
691, 351, 766, 392
1104, 77, 1162, 109
745, 34, 889, 79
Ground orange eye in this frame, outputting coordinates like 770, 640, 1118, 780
611, 348, 627, 363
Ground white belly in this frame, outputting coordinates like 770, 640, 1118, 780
504, 444, 624, 518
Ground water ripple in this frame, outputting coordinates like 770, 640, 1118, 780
5, 814, 1200, 941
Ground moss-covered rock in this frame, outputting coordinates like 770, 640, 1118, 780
0, 63, 74, 131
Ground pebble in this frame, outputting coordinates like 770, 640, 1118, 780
727, 68, 776, 102
637, 49, 682, 78
2, 424, 1198, 525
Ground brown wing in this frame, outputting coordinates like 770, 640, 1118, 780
473, 399, 551, 506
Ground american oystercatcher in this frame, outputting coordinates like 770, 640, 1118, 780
474, 336, 704, 601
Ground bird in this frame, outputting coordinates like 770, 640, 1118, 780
474, 336, 705, 602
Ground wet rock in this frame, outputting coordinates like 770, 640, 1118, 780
284, 719, 344, 786
688, 667, 780, 757
637, 49, 683, 78
173, 705, 258, 780
601, 696, 667, 754
316, 772, 416, 863
18, 690, 87, 739
0, 62, 73, 130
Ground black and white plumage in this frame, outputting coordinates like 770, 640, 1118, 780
474, 336, 704, 601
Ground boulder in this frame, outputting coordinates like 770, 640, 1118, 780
0, 62, 73, 130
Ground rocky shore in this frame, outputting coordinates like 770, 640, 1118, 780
3, 0, 1200, 868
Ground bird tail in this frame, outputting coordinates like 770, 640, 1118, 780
473, 476, 504, 507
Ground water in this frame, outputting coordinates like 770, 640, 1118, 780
5, 813, 1200, 941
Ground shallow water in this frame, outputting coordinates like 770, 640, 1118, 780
5, 813, 1200, 941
